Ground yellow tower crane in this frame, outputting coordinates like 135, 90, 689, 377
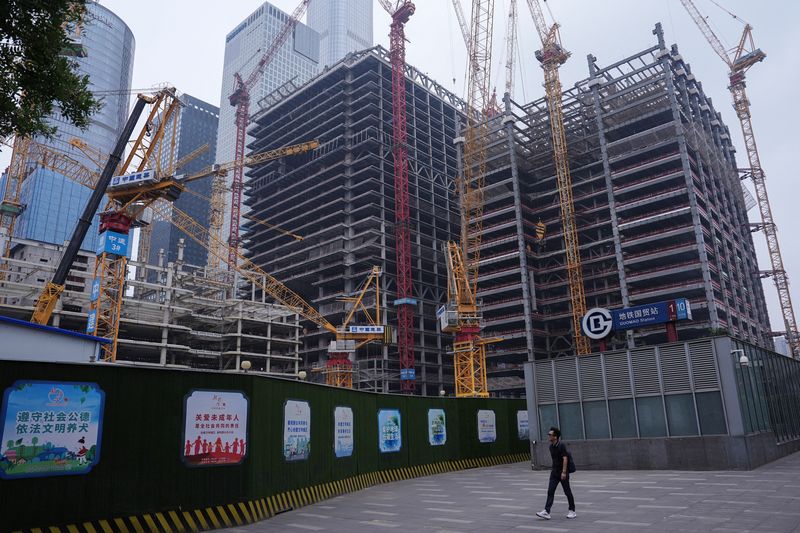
440, 0, 496, 398
80, 139, 319, 362
679, 0, 798, 358
525, 0, 590, 355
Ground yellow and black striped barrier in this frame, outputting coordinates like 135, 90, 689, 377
12, 453, 530, 533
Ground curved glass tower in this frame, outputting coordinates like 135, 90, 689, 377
15, 2, 135, 250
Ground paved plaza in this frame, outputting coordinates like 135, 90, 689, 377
227, 451, 800, 533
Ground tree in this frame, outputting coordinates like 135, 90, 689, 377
0, 0, 100, 139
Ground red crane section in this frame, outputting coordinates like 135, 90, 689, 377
226, 0, 311, 268
379, 0, 416, 392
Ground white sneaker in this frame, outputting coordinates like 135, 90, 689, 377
536, 510, 551, 520
567, 510, 577, 519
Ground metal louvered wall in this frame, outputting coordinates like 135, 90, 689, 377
529, 339, 729, 440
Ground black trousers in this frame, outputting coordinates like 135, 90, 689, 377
545, 470, 575, 512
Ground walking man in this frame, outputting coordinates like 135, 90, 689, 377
536, 427, 576, 520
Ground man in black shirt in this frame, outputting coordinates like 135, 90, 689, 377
536, 426, 576, 520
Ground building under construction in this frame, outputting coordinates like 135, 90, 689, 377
244, 46, 464, 395
0, 236, 301, 374
0, 26, 774, 397
237, 25, 771, 397
475, 25, 771, 395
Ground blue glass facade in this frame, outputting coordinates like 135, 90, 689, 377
15, 3, 135, 251
216, 2, 320, 242
148, 94, 219, 267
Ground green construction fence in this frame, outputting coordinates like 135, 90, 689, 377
0, 360, 529, 532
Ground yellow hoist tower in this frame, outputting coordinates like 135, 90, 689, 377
679, 0, 798, 358
525, 0, 590, 355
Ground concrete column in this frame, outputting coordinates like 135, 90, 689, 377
586, 54, 633, 349
655, 27, 719, 327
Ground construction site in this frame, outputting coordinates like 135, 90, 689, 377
0, 0, 797, 399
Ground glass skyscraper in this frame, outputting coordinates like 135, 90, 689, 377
148, 94, 219, 268
14, 2, 135, 251
308, 0, 374, 68
216, 1, 320, 244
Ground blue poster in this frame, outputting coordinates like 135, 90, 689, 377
0, 381, 105, 479
378, 409, 401, 453
428, 409, 446, 446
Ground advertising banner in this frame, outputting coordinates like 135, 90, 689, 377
477, 409, 496, 443
0, 381, 105, 479
182, 390, 248, 467
517, 410, 529, 440
334, 406, 354, 458
378, 409, 401, 453
284, 400, 311, 461
428, 408, 446, 446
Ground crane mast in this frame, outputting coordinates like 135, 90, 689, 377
378, 0, 417, 393
679, 0, 798, 357
441, 0, 495, 398
505, 0, 518, 97
526, 0, 590, 355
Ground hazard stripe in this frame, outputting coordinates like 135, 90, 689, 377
141, 514, 159, 533
215, 506, 232, 528
127, 516, 145, 533
192, 510, 208, 531
204, 508, 220, 530
180, 512, 197, 533
154, 512, 172, 532
226, 504, 242, 526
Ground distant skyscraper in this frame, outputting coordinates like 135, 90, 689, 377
148, 94, 219, 268
216, 2, 320, 242
308, 0, 374, 67
14, 2, 134, 251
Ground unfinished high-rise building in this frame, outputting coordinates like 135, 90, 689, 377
244, 47, 464, 395
0, 236, 301, 374
240, 26, 772, 397
473, 24, 771, 395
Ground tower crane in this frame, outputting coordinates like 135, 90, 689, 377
0, 136, 32, 271
224, 0, 311, 269
29, 95, 317, 362
525, 0, 590, 355
440, 0, 495, 398
451, 0, 517, 102
377, 0, 417, 393
29, 88, 175, 335
159, 202, 388, 387
679, 0, 798, 358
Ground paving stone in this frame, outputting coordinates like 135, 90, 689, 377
227, 451, 800, 532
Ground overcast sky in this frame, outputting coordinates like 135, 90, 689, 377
2, 0, 798, 334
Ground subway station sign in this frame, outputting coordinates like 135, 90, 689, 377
612, 298, 692, 330
582, 299, 692, 339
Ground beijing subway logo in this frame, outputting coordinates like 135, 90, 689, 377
581, 307, 613, 340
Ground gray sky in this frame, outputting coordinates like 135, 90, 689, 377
2, 0, 797, 334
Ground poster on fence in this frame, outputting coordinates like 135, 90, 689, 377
517, 410, 529, 440
516, 410, 529, 440
477, 409, 496, 443
334, 406, 354, 458
0, 381, 105, 479
378, 409, 401, 453
183, 390, 248, 467
428, 408, 446, 446
284, 400, 311, 461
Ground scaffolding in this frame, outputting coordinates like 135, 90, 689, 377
0, 236, 301, 373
